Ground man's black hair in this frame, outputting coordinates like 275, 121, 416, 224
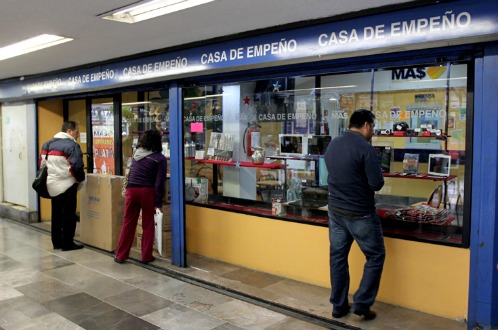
137, 129, 162, 152
349, 109, 375, 129
61, 121, 78, 132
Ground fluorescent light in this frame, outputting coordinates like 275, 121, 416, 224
101, 0, 215, 24
0, 34, 73, 61
285, 85, 357, 93
408, 77, 467, 83
102, 101, 152, 105
184, 93, 225, 100
123, 101, 152, 106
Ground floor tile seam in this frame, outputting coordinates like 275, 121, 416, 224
86, 260, 263, 329
131, 262, 359, 330
3, 218, 356, 330
0, 219, 177, 321
48, 293, 154, 329
36, 286, 164, 328
38, 249, 229, 326
95, 283, 238, 330
0, 219, 159, 293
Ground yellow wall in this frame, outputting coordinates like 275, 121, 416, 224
68, 99, 87, 216
37, 99, 89, 221
37, 100, 64, 222
186, 205, 469, 319
68, 100, 87, 167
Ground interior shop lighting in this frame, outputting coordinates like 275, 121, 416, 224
285, 85, 357, 93
100, 101, 152, 106
408, 77, 467, 83
100, 0, 215, 24
184, 93, 225, 101
0, 34, 73, 61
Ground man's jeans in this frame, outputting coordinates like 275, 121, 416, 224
328, 209, 386, 313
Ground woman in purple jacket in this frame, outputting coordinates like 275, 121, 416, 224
114, 130, 167, 264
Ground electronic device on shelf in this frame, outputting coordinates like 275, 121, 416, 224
373, 142, 393, 173
278, 134, 308, 157
380, 129, 391, 135
308, 135, 332, 155
428, 153, 451, 177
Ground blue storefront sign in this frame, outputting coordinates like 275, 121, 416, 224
16, 0, 498, 97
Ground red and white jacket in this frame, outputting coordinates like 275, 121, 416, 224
39, 132, 85, 197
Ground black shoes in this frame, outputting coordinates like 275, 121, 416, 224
114, 257, 154, 264
140, 257, 155, 264
114, 258, 126, 264
353, 309, 377, 320
332, 304, 351, 318
61, 243, 84, 251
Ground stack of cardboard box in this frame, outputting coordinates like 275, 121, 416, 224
79, 174, 125, 252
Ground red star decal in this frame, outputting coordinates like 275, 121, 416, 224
243, 96, 250, 105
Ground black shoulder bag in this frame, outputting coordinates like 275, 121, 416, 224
32, 140, 53, 199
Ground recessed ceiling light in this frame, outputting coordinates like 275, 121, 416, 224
0, 34, 73, 61
100, 0, 215, 24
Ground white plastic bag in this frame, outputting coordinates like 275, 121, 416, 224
154, 208, 163, 256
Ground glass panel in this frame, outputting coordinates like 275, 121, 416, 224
182, 63, 468, 246
372, 63, 467, 245
182, 72, 372, 222
68, 99, 88, 172
121, 90, 169, 176
91, 98, 115, 174
119, 89, 172, 257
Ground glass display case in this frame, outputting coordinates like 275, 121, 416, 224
121, 90, 170, 176
183, 62, 469, 246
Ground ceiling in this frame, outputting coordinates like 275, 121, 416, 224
0, 0, 418, 82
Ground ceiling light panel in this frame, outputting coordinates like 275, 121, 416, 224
0, 34, 73, 61
101, 0, 215, 24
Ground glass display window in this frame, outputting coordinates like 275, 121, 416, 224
372, 63, 467, 245
182, 62, 470, 246
121, 90, 169, 176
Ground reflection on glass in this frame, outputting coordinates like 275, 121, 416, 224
120, 90, 169, 175
182, 63, 468, 246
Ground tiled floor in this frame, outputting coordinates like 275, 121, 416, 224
1, 218, 467, 330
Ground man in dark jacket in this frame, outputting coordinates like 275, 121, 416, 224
324, 109, 385, 320
39, 121, 85, 251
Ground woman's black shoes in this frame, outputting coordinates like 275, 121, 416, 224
114, 258, 126, 264
140, 257, 155, 264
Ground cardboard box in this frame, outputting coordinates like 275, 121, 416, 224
79, 174, 125, 252
135, 209, 171, 257
135, 230, 171, 258
161, 204, 171, 231
162, 178, 171, 204
136, 207, 170, 235
159, 230, 172, 257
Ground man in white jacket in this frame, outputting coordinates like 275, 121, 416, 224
39, 121, 86, 251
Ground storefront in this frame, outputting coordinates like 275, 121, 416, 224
1, 0, 498, 328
